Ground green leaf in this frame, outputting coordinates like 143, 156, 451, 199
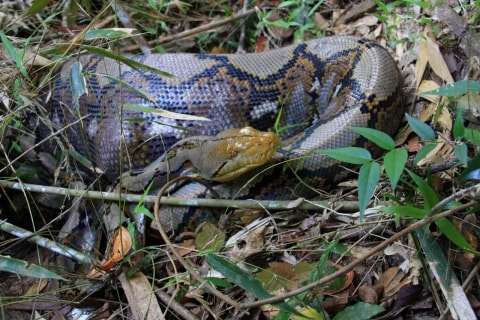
458, 153, 480, 181
413, 143, 437, 166
453, 108, 465, 140
421, 80, 480, 97
381, 205, 427, 219
204, 277, 232, 288
406, 169, 440, 210
333, 302, 385, 320
69, 62, 87, 110
122, 104, 210, 122
350, 127, 395, 151
454, 143, 468, 166
206, 254, 302, 316
84, 28, 135, 41
358, 162, 381, 220
0, 32, 29, 79
464, 128, 480, 146
435, 218, 473, 250
317, 147, 371, 165
0, 255, 66, 280
406, 114, 436, 141
384, 148, 407, 190
25, 0, 50, 16
82, 45, 173, 78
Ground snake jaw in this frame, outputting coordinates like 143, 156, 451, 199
203, 126, 280, 182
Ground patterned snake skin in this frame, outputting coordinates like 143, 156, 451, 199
48, 36, 404, 198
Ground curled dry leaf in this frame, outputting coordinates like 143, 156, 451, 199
96, 227, 132, 272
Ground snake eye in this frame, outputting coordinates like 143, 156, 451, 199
230, 150, 238, 158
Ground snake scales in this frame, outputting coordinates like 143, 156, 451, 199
48, 35, 404, 201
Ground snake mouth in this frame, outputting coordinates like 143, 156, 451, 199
207, 127, 280, 182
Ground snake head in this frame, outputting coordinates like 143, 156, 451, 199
198, 126, 280, 182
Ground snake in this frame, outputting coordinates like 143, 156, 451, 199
47, 35, 404, 203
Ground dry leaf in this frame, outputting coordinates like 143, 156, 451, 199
426, 36, 454, 84
418, 80, 441, 103
195, 222, 225, 251
97, 226, 132, 271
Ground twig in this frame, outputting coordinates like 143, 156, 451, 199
0, 219, 92, 264
156, 7, 256, 44
0, 179, 359, 211
112, 0, 151, 54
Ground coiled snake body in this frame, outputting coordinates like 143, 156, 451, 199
49, 36, 404, 199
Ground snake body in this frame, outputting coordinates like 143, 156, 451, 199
49, 36, 404, 197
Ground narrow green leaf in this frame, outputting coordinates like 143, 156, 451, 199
206, 254, 302, 316
0, 255, 66, 280
69, 62, 87, 110
453, 108, 465, 140
435, 218, 473, 250
358, 162, 381, 220
406, 169, 440, 209
25, 0, 50, 16
84, 28, 135, 41
454, 143, 468, 166
421, 80, 480, 97
0, 32, 28, 79
333, 301, 385, 320
122, 104, 210, 122
82, 45, 173, 78
317, 147, 371, 165
405, 114, 436, 141
350, 127, 395, 151
384, 148, 408, 190
381, 205, 427, 219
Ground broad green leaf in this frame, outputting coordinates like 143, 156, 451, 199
381, 205, 427, 219
413, 143, 437, 166
464, 128, 480, 146
458, 153, 480, 181
406, 114, 436, 141
406, 169, 440, 209
435, 218, 473, 251
384, 148, 408, 190
333, 302, 385, 320
421, 80, 480, 97
0, 255, 66, 280
454, 143, 468, 166
350, 127, 395, 151
317, 147, 371, 165
358, 162, 381, 220
206, 254, 302, 316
